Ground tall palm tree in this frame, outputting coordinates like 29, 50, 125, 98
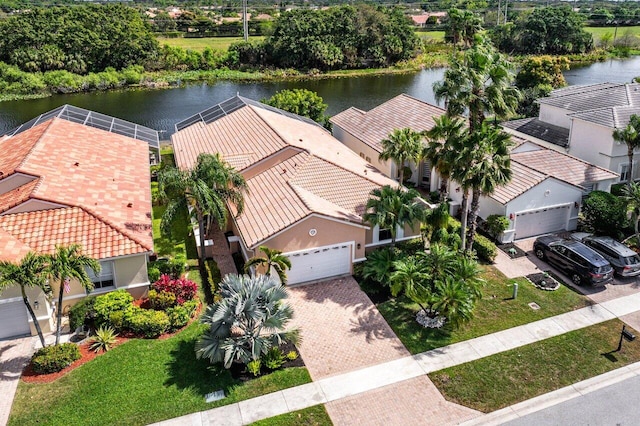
244, 246, 292, 284
446, 8, 481, 47
623, 182, 640, 245
433, 38, 521, 132
364, 186, 426, 247
463, 123, 513, 253
195, 274, 299, 368
47, 244, 100, 345
612, 114, 640, 187
379, 128, 425, 185
0, 252, 51, 347
158, 153, 248, 287
424, 115, 467, 201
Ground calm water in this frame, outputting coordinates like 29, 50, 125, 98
1, 57, 638, 138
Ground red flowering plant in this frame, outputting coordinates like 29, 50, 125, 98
151, 274, 198, 305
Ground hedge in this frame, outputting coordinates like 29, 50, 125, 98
31, 343, 81, 374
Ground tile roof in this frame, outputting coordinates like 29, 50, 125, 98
491, 161, 547, 205
0, 207, 148, 260
569, 105, 640, 129
0, 116, 153, 261
0, 227, 32, 262
330, 94, 446, 153
173, 96, 401, 249
502, 117, 569, 148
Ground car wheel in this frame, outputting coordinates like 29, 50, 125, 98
572, 274, 582, 285
535, 248, 545, 260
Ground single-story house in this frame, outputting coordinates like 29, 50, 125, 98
0, 105, 157, 339
448, 138, 618, 242
503, 82, 640, 183
172, 96, 422, 285
330, 93, 447, 190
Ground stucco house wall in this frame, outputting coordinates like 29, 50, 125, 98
332, 125, 393, 177
539, 104, 572, 128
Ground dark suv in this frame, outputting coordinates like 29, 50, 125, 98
580, 236, 640, 277
533, 236, 614, 286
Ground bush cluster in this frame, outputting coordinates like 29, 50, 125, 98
31, 343, 81, 374
151, 274, 198, 305
68, 296, 96, 331
123, 307, 170, 338
93, 290, 134, 327
472, 234, 498, 262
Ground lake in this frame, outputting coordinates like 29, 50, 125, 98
1, 56, 638, 139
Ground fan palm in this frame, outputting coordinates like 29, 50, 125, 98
424, 115, 467, 201
612, 114, 640, 187
244, 246, 292, 284
47, 244, 100, 345
379, 128, 425, 185
0, 252, 51, 347
195, 274, 299, 368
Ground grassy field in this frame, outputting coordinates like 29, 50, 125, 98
9, 323, 312, 426
415, 30, 446, 41
250, 405, 332, 426
430, 319, 640, 413
157, 36, 265, 52
585, 26, 640, 41
377, 265, 592, 354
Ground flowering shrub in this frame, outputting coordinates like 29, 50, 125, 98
151, 275, 198, 305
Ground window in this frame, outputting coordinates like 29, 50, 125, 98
365, 156, 371, 163
582, 183, 594, 194
379, 228, 392, 241
359, 152, 365, 158
87, 261, 115, 290
620, 163, 631, 182
422, 161, 431, 183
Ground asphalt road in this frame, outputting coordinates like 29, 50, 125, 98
503, 374, 640, 426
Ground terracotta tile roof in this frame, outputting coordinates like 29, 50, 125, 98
330, 94, 446, 153
0, 227, 32, 262
0, 119, 50, 178
0, 179, 40, 214
0, 207, 148, 260
0, 117, 153, 260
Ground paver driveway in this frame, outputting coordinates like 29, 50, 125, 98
0, 336, 34, 426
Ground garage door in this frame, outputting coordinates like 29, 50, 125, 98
284, 244, 352, 285
0, 300, 30, 340
515, 205, 570, 240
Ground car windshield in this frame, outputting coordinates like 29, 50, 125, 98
595, 265, 613, 274
624, 255, 640, 266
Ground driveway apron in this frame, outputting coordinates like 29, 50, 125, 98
0, 336, 34, 426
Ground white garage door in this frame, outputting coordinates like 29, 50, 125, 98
0, 300, 31, 340
515, 205, 570, 240
284, 244, 352, 285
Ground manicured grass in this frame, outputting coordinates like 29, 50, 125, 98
377, 265, 592, 354
250, 405, 332, 426
9, 323, 312, 426
157, 36, 265, 52
585, 26, 640, 40
429, 319, 640, 413
415, 30, 445, 41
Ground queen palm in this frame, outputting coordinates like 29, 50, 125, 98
47, 244, 100, 345
424, 115, 467, 201
364, 186, 425, 247
158, 153, 248, 287
244, 246, 292, 284
0, 252, 51, 347
379, 128, 425, 185
612, 114, 640, 187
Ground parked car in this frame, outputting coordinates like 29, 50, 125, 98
533, 236, 614, 286
578, 236, 640, 277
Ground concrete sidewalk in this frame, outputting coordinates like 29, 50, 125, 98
151, 291, 640, 426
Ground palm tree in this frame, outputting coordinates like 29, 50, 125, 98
463, 123, 513, 253
0, 252, 51, 347
244, 246, 292, 284
361, 246, 398, 286
432, 276, 475, 328
390, 255, 429, 300
424, 115, 467, 201
363, 186, 426, 247
47, 244, 100, 345
195, 274, 299, 368
623, 182, 640, 245
433, 38, 521, 132
612, 114, 640, 187
379, 128, 425, 185
158, 153, 248, 287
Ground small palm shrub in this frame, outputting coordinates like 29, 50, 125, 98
89, 326, 118, 353
262, 347, 285, 370
148, 289, 177, 310
247, 359, 262, 377
31, 343, 81, 374
286, 350, 299, 361
93, 290, 133, 327
151, 274, 198, 304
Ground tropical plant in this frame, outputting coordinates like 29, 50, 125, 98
244, 246, 292, 284
89, 326, 118, 353
432, 276, 476, 328
582, 190, 627, 238
612, 114, 640, 187
262, 89, 328, 123
623, 182, 640, 244
31, 343, 81, 374
364, 186, 426, 247
486, 215, 510, 239
46, 244, 100, 345
424, 115, 467, 201
379, 128, 425, 185
195, 274, 299, 368
445, 8, 483, 47
0, 252, 51, 347
158, 153, 248, 298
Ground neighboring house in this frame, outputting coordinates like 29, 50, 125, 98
330, 93, 446, 190
410, 12, 447, 27
447, 138, 618, 242
0, 105, 157, 339
503, 82, 640, 183
172, 96, 421, 285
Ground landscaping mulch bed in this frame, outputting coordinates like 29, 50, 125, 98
497, 243, 528, 259
230, 341, 306, 381
525, 271, 564, 291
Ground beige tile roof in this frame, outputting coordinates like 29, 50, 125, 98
173, 97, 401, 249
0, 117, 153, 261
330, 94, 446, 153
490, 161, 548, 205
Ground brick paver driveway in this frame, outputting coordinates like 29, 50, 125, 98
0, 336, 34, 425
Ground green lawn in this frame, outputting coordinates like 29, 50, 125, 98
585, 26, 640, 41
430, 319, 640, 413
9, 323, 312, 426
415, 30, 445, 41
157, 36, 265, 52
250, 405, 332, 426
377, 265, 593, 354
